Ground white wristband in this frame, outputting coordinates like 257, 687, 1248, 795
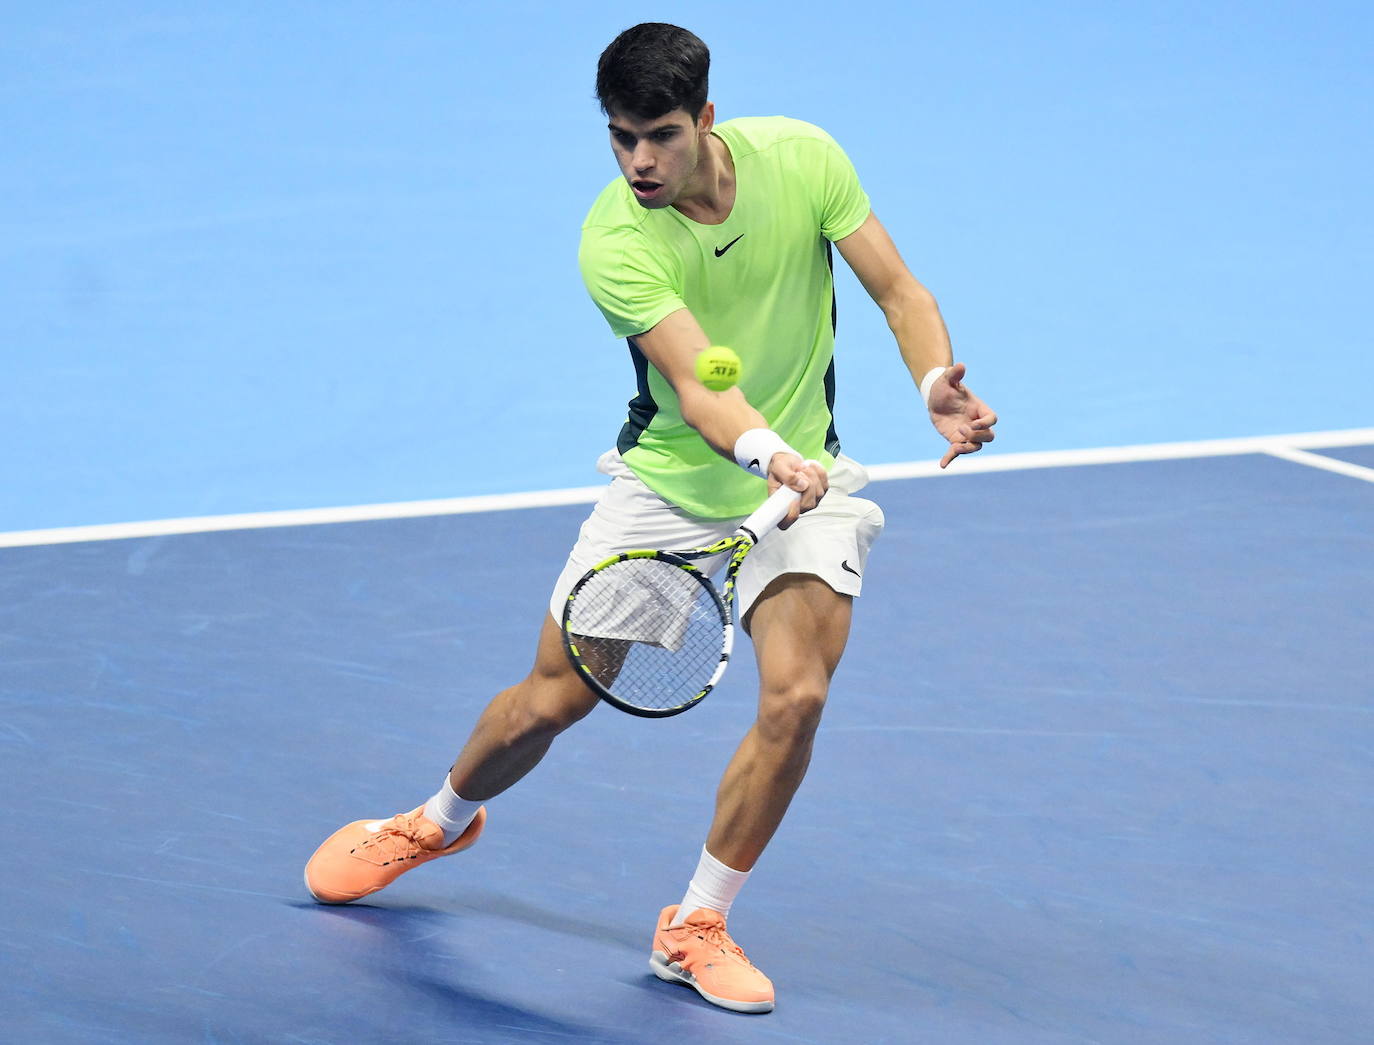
919, 365, 948, 406
733, 428, 798, 479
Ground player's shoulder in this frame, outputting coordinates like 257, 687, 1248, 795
578, 180, 669, 279
579, 179, 653, 271
582, 177, 649, 235
716, 116, 845, 158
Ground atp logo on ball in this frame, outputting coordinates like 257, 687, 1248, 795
695, 346, 742, 391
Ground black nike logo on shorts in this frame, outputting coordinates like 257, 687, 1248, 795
714, 235, 743, 257
841, 560, 861, 577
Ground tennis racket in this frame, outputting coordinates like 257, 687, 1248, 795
561, 482, 803, 717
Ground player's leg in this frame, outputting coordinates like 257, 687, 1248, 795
303, 613, 597, 904
649, 574, 851, 1014
706, 573, 851, 869
678, 473, 878, 900
447, 613, 601, 799
304, 460, 730, 905
651, 461, 881, 1012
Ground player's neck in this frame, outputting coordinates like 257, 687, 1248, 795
673, 134, 736, 226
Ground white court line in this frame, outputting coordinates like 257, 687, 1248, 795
3, 426, 1372, 550
863, 426, 1374, 481
0, 486, 608, 550
1261, 446, 1374, 484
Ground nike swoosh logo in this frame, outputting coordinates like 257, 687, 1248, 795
748, 458, 760, 471
714, 234, 743, 257
841, 560, 861, 577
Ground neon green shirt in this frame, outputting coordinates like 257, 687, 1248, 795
578, 116, 871, 518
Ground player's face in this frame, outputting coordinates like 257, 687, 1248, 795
607, 107, 708, 209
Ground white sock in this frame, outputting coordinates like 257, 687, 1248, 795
671, 847, 751, 926
422, 775, 482, 846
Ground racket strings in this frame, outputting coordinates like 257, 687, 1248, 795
566, 557, 729, 711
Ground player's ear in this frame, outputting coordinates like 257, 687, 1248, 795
696, 102, 715, 138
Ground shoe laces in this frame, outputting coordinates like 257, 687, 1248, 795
357, 813, 425, 860
694, 922, 751, 965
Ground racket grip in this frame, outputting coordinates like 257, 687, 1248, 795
738, 483, 802, 540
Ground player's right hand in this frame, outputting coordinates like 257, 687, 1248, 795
768, 455, 827, 529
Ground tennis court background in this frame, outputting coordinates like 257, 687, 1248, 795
4, 1, 1371, 533
4, 5, 1373, 1043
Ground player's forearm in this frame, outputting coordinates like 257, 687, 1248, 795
834, 213, 953, 388
883, 282, 953, 393
678, 385, 772, 463
632, 309, 793, 467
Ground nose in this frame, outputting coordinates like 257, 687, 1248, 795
631, 142, 655, 173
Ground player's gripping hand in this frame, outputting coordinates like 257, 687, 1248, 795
927, 362, 997, 468
767, 455, 828, 529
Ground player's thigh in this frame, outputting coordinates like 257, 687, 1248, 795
748, 574, 853, 716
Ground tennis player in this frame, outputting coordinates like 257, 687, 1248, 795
305, 22, 996, 1014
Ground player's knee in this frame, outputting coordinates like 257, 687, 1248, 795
517, 668, 598, 736
758, 681, 829, 744
493, 694, 571, 744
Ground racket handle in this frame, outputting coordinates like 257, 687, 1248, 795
738, 483, 802, 541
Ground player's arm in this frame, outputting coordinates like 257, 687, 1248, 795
632, 307, 826, 523
834, 212, 997, 468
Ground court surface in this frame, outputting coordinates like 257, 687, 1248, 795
3, 442, 1371, 1044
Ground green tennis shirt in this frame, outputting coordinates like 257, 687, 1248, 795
578, 116, 871, 518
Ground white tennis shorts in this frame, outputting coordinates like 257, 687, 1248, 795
549, 450, 885, 625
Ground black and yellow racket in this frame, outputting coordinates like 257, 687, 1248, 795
561, 483, 802, 717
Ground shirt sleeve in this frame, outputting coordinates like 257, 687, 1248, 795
578, 224, 686, 339
816, 133, 871, 242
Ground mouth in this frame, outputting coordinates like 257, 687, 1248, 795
631, 179, 664, 201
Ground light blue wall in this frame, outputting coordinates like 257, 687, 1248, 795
5, 1, 1370, 530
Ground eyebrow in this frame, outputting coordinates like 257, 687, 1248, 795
607, 122, 681, 136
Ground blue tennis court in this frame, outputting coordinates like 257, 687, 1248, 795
4, 444, 1371, 1043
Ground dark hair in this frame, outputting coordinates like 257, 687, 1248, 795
596, 23, 710, 121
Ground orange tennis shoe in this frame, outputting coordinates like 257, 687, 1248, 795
304, 805, 486, 904
650, 905, 775, 1013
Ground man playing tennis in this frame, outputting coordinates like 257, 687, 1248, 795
306, 22, 996, 1014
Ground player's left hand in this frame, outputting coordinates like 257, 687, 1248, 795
927, 362, 997, 468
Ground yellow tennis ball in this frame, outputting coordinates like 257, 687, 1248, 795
695, 346, 742, 391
